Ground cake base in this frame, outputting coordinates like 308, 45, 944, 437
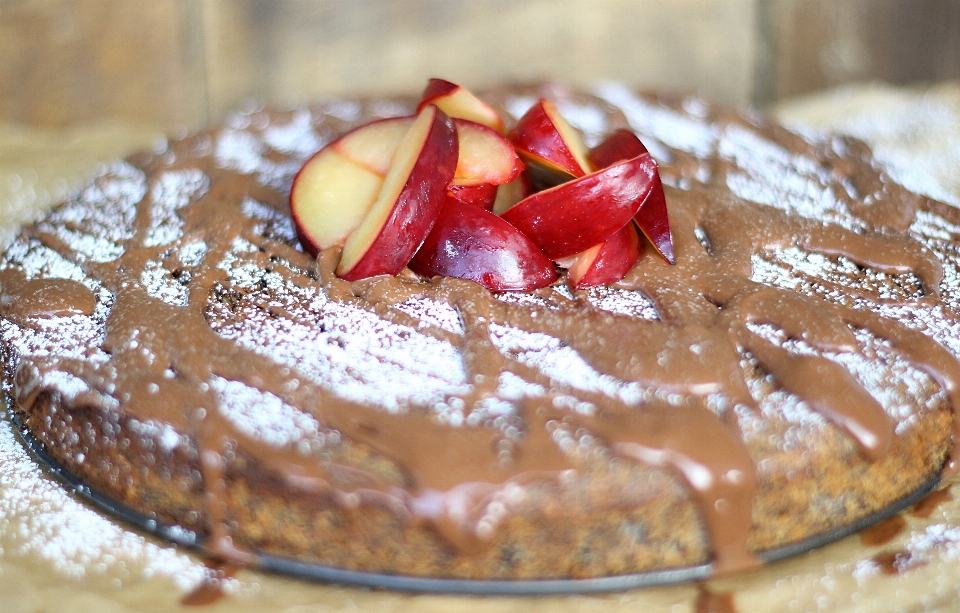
8, 395, 941, 595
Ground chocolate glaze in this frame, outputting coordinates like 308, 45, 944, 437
2, 87, 959, 577
180, 561, 239, 606
860, 515, 907, 547
911, 485, 953, 518
695, 584, 738, 613
871, 549, 928, 575
0, 269, 96, 319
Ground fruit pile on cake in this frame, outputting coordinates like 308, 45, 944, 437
291, 79, 672, 292
1, 79, 958, 582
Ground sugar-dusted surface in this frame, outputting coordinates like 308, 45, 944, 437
2, 82, 960, 610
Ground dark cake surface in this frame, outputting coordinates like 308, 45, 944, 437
1, 84, 959, 581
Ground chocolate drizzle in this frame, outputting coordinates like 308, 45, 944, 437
0, 269, 97, 319
2, 88, 960, 578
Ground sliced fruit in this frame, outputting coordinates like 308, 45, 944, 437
452, 119, 523, 186
558, 222, 642, 290
589, 129, 675, 264
332, 115, 519, 214
419, 78, 505, 133
491, 172, 532, 216
508, 99, 593, 181
290, 147, 384, 256
409, 199, 558, 291
634, 173, 675, 264
448, 183, 499, 210
587, 128, 648, 169
443, 119, 523, 211
500, 154, 658, 260
337, 105, 459, 280
333, 116, 414, 175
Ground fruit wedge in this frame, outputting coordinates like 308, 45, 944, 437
500, 154, 658, 260
419, 78, 505, 133
409, 198, 557, 291
509, 98, 593, 182
589, 129, 675, 264
336, 105, 459, 280
557, 222, 642, 290
290, 147, 384, 256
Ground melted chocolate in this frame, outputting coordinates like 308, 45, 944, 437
2, 88, 959, 577
860, 515, 907, 547
180, 561, 239, 606
0, 268, 96, 319
911, 485, 953, 518
695, 585, 738, 613
871, 549, 928, 575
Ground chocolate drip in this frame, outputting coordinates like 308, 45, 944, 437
2, 91, 960, 578
742, 332, 892, 459
911, 485, 953, 518
580, 400, 758, 573
860, 514, 907, 547
0, 268, 97, 319
871, 549, 927, 575
695, 584, 738, 613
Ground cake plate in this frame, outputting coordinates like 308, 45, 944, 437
7, 400, 941, 595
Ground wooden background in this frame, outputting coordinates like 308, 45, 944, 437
1, 0, 959, 131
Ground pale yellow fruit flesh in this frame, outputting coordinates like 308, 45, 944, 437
545, 99, 594, 174
560, 243, 602, 285
338, 108, 434, 275
454, 122, 515, 185
433, 89, 504, 132
334, 118, 413, 175
292, 149, 383, 248
491, 176, 527, 215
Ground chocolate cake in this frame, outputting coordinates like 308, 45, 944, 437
2, 83, 959, 583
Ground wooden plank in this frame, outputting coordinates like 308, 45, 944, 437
201, 0, 759, 119
761, 0, 960, 103
0, 0, 207, 129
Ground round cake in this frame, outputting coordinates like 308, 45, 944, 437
1, 82, 958, 584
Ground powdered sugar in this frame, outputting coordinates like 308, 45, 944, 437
0, 415, 206, 590
144, 169, 209, 248
719, 124, 850, 228
212, 376, 322, 449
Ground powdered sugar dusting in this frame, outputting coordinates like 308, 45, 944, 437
719, 124, 850, 227
144, 169, 210, 248
36, 162, 146, 263
0, 415, 206, 590
212, 376, 321, 449
393, 296, 464, 335
240, 197, 298, 244
489, 323, 646, 406
141, 260, 189, 306
214, 124, 313, 193
2, 235, 89, 284
262, 109, 323, 157
585, 286, 661, 320
213, 296, 470, 415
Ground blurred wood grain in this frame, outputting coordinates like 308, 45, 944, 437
0, 0, 957, 130
200, 0, 758, 119
764, 0, 960, 102
0, 0, 208, 128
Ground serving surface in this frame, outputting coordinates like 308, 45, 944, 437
2, 84, 960, 586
